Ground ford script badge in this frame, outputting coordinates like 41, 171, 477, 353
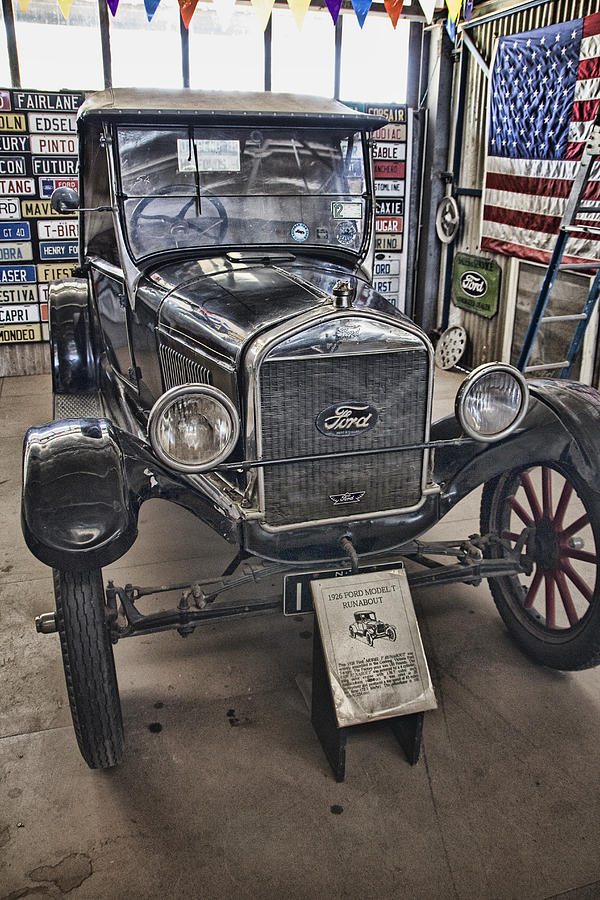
460, 270, 487, 297
316, 401, 379, 437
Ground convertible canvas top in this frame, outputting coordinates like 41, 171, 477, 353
78, 88, 388, 132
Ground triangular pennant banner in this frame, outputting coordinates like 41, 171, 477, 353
250, 0, 275, 30
57, 0, 73, 18
144, 0, 161, 21
351, 0, 372, 28
445, 0, 462, 21
214, 0, 236, 30
417, 0, 434, 23
463, 0, 473, 20
18, 0, 30, 11
384, 0, 404, 28
178, 0, 199, 28
106, 0, 119, 15
446, 13, 456, 41
325, 0, 342, 24
287, 0, 311, 29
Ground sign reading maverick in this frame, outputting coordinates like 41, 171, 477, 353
451, 252, 501, 319
0, 88, 83, 344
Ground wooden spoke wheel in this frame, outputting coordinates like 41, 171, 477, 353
481, 463, 600, 670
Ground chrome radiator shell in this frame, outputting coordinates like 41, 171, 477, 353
245, 309, 434, 531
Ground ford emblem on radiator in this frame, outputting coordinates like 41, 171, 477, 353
316, 401, 379, 437
330, 491, 366, 505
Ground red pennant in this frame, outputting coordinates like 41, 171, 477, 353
178, 0, 198, 28
384, 0, 404, 27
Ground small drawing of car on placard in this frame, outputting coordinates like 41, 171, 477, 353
349, 611, 397, 646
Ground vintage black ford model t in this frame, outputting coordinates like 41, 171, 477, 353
21, 89, 600, 769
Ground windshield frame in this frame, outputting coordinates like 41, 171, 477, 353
111, 121, 374, 268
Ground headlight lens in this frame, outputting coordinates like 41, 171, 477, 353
148, 385, 239, 472
456, 363, 528, 442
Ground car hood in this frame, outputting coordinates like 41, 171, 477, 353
144, 256, 406, 365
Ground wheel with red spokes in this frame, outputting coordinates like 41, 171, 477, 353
481, 463, 600, 670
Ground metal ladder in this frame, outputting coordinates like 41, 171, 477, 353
517, 113, 600, 379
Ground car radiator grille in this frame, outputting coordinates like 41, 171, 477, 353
258, 349, 429, 527
159, 344, 212, 390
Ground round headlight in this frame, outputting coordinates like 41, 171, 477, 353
456, 363, 529, 442
148, 385, 240, 472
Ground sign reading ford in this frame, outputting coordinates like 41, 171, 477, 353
452, 252, 500, 318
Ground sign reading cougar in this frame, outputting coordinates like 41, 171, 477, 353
316, 401, 379, 437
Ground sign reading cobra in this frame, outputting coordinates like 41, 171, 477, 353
316, 401, 378, 437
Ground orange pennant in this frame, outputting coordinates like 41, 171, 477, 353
178, 0, 199, 28
384, 0, 404, 28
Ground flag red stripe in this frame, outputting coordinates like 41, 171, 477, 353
566, 142, 585, 160
481, 236, 600, 267
483, 203, 600, 241
571, 98, 600, 122
577, 58, 600, 81
485, 172, 600, 201
583, 11, 600, 38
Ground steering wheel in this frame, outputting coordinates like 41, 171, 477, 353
129, 183, 229, 247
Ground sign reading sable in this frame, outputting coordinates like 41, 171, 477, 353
311, 570, 436, 728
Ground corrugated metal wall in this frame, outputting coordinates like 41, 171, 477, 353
453, 0, 592, 368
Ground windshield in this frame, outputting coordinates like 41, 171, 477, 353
116, 125, 367, 260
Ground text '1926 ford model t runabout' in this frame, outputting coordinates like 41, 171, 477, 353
21, 88, 600, 769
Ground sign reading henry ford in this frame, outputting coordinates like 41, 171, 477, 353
452, 252, 500, 319
311, 570, 436, 728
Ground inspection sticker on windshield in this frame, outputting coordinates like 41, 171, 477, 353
177, 139, 240, 173
331, 201, 362, 219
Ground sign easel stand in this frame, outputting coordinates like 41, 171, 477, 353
311, 626, 424, 782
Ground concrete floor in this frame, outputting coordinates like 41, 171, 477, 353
1, 369, 600, 900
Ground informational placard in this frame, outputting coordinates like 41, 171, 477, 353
452, 252, 501, 319
311, 569, 436, 728
0, 89, 83, 344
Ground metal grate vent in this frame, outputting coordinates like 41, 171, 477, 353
159, 344, 212, 390
258, 348, 429, 527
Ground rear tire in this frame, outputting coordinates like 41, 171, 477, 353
54, 568, 124, 767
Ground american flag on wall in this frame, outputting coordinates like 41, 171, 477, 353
480, 11, 600, 266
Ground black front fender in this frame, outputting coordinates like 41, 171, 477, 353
433, 378, 600, 514
22, 417, 241, 572
22, 418, 139, 571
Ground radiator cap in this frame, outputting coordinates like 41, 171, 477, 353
332, 280, 352, 308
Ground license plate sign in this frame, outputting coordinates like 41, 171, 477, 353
283, 561, 404, 615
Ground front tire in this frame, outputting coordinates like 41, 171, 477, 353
481, 462, 600, 670
54, 568, 124, 767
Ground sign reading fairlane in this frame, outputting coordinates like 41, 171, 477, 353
316, 402, 378, 437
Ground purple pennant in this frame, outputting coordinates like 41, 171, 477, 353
325, 0, 342, 24
144, 0, 161, 21
463, 0, 473, 20
106, 0, 119, 15
351, 0, 372, 28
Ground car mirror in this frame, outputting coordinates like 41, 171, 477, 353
50, 187, 80, 214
